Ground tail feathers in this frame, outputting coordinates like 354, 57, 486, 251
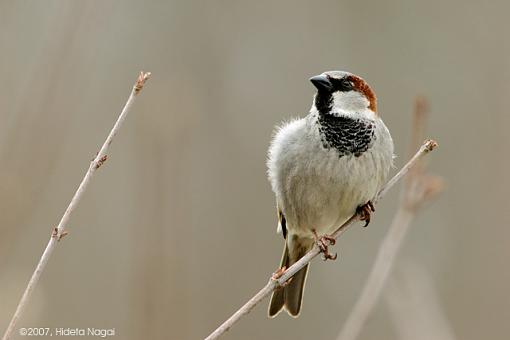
283, 264, 309, 317
268, 280, 285, 317
268, 238, 312, 318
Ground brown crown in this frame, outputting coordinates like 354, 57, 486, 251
348, 75, 377, 113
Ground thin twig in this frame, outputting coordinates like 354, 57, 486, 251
336, 99, 443, 340
204, 138, 438, 340
2, 72, 151, 340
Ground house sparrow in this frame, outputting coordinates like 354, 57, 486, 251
267, 71, 394, 317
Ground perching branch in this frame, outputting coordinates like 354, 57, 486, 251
204, 137, 438, 340
336, 98, 443, 340
2, 72, 151, 340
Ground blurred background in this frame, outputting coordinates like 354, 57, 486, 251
1, 1, 509, 339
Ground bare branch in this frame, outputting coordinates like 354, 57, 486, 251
2, 72, 151, 340
204, 138, 438, 340
336, 99, 443, 340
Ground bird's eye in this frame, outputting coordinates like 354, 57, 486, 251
340, 80, 354, 91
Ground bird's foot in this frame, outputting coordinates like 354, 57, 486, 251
271, 266, 287, 280
312, 230, 337, 261
357, 201, 375, 227
271, 266, 292, 287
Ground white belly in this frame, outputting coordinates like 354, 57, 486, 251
268, 115, 393, 238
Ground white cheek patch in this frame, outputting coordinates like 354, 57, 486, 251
330, 91, 375, 119
332, 91, 368, 111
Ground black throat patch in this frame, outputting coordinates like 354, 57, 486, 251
317, 114, 376, 157
314, 91, 333, 115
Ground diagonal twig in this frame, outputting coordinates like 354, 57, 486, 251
2, 72, 151, 340
204, 138, 438, 340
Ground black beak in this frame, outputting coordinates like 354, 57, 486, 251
310, 74, 332, 92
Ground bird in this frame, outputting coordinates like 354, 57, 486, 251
267, 70, 394, 317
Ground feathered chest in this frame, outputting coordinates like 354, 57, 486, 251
316, 114, 376, 157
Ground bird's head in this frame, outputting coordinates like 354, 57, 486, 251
310, 71, 377, 118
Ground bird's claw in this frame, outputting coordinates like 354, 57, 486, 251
272, 266, 287, 280
271, 266, 292, 288
313, 230, 338, 261
357, 201, 375, 227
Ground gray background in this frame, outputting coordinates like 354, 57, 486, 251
1, 1, 508, 339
